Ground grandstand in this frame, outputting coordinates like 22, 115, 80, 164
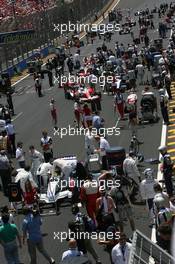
0, 0, 56, 32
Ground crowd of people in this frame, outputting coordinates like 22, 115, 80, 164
1, 1, 175, 264
0, 0, 56, 24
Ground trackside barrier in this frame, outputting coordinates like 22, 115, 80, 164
129, 229, 175, 264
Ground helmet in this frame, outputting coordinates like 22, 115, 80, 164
143, 168, 153, 179
158, 145, 167, 152
159, 89, 165, 95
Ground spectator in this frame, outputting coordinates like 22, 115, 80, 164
110, 185, 136, 232
15, 165, 37, 193
111, 233, 132, 264
0, 213, 22, 264
94, 135, 110, 170
22, 207, 55, 264
5, 120, 16, 157
29, 145, 44, 183
16, 142, 25, 168
23, 179, 38, 207
0, 206, 14, 226
0, 149, 11, 197
157, 223, 172, 253
40, 130, 53, 162
61, 239, 83, 260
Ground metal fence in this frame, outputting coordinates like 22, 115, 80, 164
0, 0, 112, 71
129, 229, 175, 264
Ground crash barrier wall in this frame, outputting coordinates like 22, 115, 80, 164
0, 0, 114, 77
129, 229, 175, 264
5, 45, 52, 77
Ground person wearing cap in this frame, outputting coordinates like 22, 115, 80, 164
123, 152, 141, 186
0, 149, 11, 197
158, 146, 174, 197
159, 89, 169, 125
140, 168, 158, 226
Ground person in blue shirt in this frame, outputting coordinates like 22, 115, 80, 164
22, 207, 55, 264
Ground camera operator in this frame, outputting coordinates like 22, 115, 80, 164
22, 206, 55, 264
110, 179, 136, 233
68, 205, 101, 264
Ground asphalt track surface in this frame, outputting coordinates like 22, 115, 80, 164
0, 0, 173, 263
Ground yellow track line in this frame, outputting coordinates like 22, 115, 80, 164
167, 142, 175, 146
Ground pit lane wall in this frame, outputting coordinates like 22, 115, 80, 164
2, 0, 115, 77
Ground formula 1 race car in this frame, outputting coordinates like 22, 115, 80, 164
38, 176, 72, 215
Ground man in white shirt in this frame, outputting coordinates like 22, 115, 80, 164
112, 233, 132, 264
29, 145, 44, 183
36, 161, 53, 189
84, 127, 95, 163
16, 142, 25, 168
94, 135, 110, 170
15, 166, 37, 193
123, 152, 141, 185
